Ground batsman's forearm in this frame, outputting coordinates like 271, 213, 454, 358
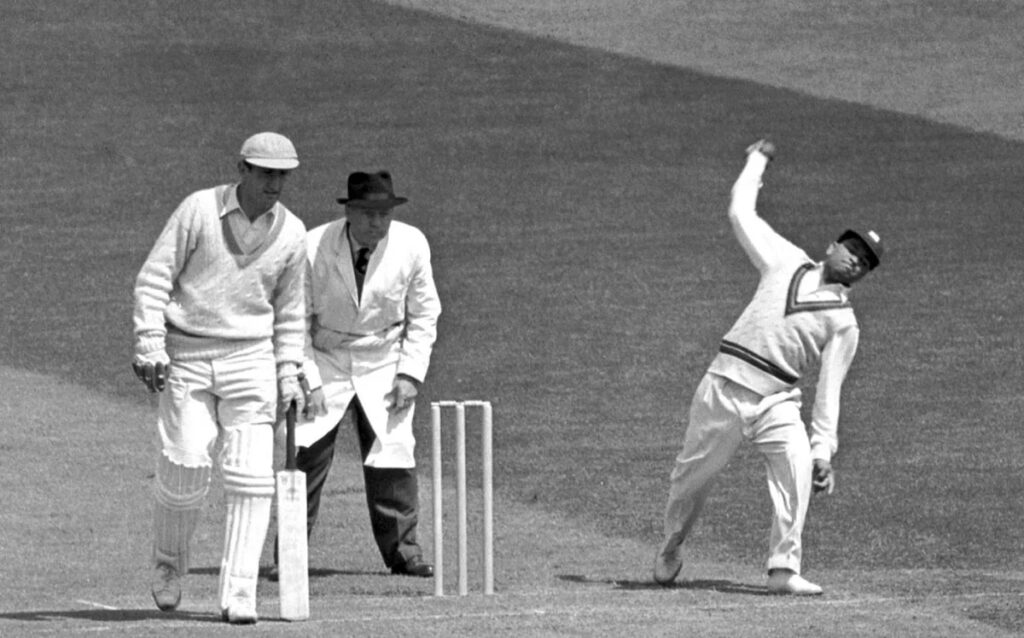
271, 251, 307, 367
133, 278, 173, 355
132, 204, 197, 353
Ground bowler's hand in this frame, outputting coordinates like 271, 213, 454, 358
812, 459, 835, 495
304, 387, 327, 420
385, 375, 420, 414
746, 139, 776, 161
132, 351, 170, 393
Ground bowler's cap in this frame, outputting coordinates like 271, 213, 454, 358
239, 132, 299, 170
838, 229, 884, 269
337, 171, 408, 208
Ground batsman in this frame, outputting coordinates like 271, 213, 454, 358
653, 140, 884, 595
132, 132, 307, 623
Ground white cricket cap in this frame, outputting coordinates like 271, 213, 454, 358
239, 132, 299, 170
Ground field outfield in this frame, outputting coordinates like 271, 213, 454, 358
2, 1, 1024, 635
387, 0, 1024, 142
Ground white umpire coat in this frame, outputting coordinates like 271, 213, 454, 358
295, 218, 441, 468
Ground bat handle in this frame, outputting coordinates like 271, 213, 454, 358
285, 399, 297, 471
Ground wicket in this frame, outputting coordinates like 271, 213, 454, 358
430, 400, 494, 596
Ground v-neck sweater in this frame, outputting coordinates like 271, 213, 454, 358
133, 184, 307, 365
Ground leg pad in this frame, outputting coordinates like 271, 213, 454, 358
153, 454, 212, 574
217, 425, 275, 617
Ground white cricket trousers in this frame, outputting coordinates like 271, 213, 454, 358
151, 341, 277, 614
663, 372, 812, 574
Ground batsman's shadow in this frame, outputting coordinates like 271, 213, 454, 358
0, 608, 221, 623
192, 566, 375, 579
558, 574, 769, 596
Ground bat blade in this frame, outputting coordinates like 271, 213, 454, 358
276, 470, 309, 620
277, 401, 309, 621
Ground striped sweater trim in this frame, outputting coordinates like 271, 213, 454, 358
784, 263, 852, 316
165, 325, 268, 362
718, 340, 799, 385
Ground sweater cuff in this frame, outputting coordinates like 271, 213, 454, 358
136, 333, 166, 357
809, 442, 833, 463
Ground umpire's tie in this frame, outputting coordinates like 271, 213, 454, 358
354, 247, 370, 299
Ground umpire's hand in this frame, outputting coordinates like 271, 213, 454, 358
385, 374, 420, 414
132, 351, 170, 392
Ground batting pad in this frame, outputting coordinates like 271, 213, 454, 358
153, 454, 212, 574
218, 425, 275, 616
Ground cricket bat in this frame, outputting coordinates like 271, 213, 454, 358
276, 398, 309, 621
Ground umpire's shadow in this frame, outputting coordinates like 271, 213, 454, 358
558, 574, 770, 595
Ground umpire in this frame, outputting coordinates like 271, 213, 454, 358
274, 170, 441, 578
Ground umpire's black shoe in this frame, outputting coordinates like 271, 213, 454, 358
391, 556, 434, 577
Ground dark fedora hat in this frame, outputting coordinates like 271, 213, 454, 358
837, 228, 884, 270
337, 171, 408, 208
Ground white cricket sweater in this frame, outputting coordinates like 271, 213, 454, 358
708, 256, 857, 396
133, 184, 307, 365
706, 150, 861, 462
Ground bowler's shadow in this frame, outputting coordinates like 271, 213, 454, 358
559, 574, 769, 596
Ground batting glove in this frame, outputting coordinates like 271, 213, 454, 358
279, 374, 306, 417
132, 351, 170, 393
812, 459, 835, 495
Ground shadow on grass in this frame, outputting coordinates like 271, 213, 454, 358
0, 608, 221, 623
190, 566, 384, 579
559, 574, 769, 596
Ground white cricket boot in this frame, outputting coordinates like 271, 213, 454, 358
767, 569, 823, 596
222, 600, 258, 625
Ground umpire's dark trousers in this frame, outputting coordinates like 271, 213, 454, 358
282, 395, 423, 569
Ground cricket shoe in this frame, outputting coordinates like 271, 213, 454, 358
151, 562, 182, 612
221, 602, 258, 625
652, 540, 683, 586
767, 569, 823, 596
390, 555, 434, 577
